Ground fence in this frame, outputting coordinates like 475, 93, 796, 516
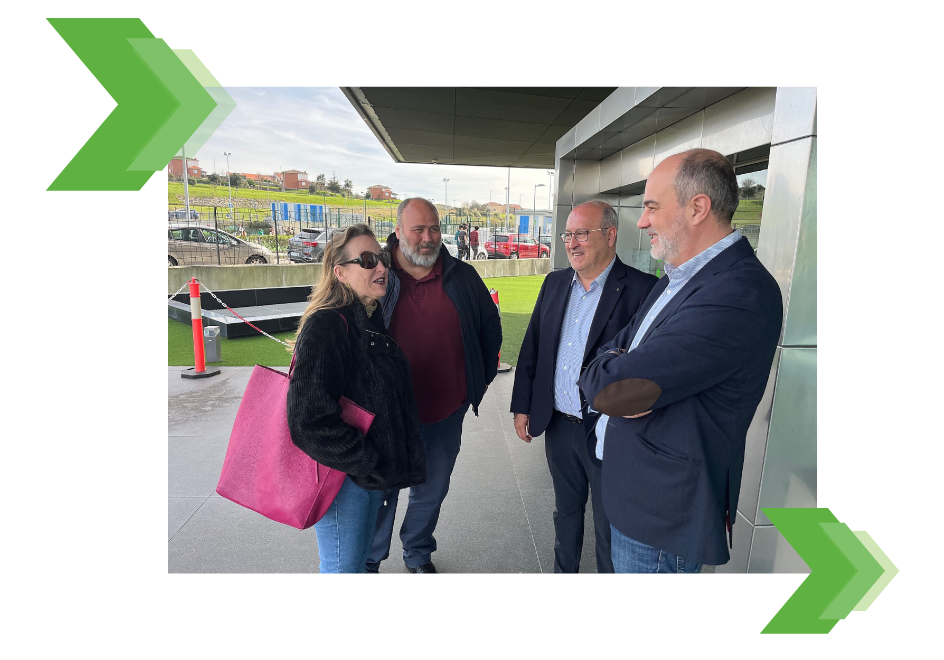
167, 204, 554, 266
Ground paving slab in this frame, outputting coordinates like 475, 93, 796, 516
168, 367, 631, 573
169, 497, 209, 541
168, 435, 230, 497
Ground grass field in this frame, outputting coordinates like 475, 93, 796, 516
168, 274, 545, 368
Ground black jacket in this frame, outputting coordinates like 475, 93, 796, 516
510, 256, 658, 437
382, 233, 502, 416
287, 301, 426, 491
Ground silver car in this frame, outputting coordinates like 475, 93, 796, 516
168, 223, 274, 266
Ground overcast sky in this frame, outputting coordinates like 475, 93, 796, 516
190, 87, 557, 211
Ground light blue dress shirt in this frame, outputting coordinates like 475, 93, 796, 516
594, 230, 743, 459
553, 256, 617, 417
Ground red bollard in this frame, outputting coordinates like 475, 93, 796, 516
181, 278, 220, 379
489, 288, 512, 373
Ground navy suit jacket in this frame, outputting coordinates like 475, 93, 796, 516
577, 237, 782, 566
510, 256, 658, 437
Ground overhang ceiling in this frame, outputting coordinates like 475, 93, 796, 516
342, 87, 617, 169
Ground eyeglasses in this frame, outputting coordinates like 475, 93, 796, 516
560, 228, 608, 243
339, 251, 391, 269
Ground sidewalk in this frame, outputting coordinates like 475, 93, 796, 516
168, 366, 599, 573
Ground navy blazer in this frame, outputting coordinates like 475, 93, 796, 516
510, 256, 658, 437
577, 237, 782, 566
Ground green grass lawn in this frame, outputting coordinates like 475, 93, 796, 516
168, 274, 545, 368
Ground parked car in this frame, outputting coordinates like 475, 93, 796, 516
537, 234, 552, 250
484, 233, 550, 259
168, 223, 273, 266
287, 227, 345, 264
439, 235, 470, 260
168, 209, 199, 220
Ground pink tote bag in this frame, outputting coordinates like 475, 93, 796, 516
216, 355, 375, 530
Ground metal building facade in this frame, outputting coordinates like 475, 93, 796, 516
552, 87, 817, 572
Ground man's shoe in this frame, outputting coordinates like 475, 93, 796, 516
406, 561, 437, 574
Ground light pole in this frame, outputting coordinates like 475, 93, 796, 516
533, 183, 545, 238
443, 178, 449, 221
547, 170, 554, 210
224, 152, 233, 221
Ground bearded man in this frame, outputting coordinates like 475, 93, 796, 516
365, 197, 502, 573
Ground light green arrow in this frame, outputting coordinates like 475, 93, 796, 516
126, 38, 216, 171
173, 50, 236, 159
853, 531, 898, 611
819, 522, 884, 620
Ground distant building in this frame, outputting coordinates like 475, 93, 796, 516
278, 170, 310, 190
168, 157, 203, 179
367, 184, 397, 200
240, 173, 279, 184
485, 201, 521, 211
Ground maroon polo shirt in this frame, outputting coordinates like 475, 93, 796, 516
388, 245, 467, 424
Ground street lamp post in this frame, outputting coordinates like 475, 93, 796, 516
443, 178, 449, 222
224, 152, 233, 222
547, 170, 554, 209
533, 183, 545, 240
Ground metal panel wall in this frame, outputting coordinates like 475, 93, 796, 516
756, 137, 818, 346
701, 87, 776, 156
755, 348, 817, 525
550, 88, 816, 572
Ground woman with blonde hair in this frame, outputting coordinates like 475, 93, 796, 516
287, 223, 425, 573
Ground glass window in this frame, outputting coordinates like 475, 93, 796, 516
734, 161, 768, 251
170, 228, 203, 242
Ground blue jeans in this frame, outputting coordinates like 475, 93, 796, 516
314, 476, 383, 573
610, 525, 702, 574
367, 402, 468, 570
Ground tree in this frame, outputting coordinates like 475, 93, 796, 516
229, 173, 245, 189
207, 172, 222, 186
315, 173, 326, 191
342, 179, 353, 196
327, 173, 341, 194
365, 190, 372, 200
308, 181, 318, 195
739, 177, 757, 199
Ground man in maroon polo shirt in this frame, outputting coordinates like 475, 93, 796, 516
366, 198, 502, 573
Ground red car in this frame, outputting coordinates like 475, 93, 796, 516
485, 233, 550, 259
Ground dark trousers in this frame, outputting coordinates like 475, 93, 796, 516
544, 410, 614, 573
366, 402, 468, 570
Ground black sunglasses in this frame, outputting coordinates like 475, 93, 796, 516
339, 251, 391, 269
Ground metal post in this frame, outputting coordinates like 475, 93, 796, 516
443, 178, 449, 219
505, 168, 510, 238
224, 152, 233, 220
181, 144, 191, 221
214, 206, 221, 265
274, 207, 280, 264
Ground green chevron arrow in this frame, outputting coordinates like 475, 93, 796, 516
47, 18, 218, 191
173, 49, 236, 158
125, 38, 216, 171
762, 508, 896, 634
853, 531, 899, 611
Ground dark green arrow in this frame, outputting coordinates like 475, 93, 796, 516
47, 18, 216, 191
762, 508, 847, 634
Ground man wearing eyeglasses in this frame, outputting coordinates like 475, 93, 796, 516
366, 197, 502, 574
510, 201, 657, 572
